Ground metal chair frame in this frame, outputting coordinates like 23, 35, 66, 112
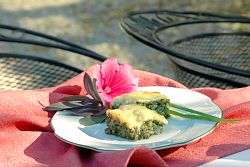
0, 24, 107, 90
120, 9, 250, 88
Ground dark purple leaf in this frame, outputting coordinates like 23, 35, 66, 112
45, 101, 86, 111
64, 100, 106, 116
61, 95, 89, 102
65, 107, 101, 116
83, 73, 103, 104
83, 73, 95, 97
92, 78, 103, 103
92, 106, 108, 116
81, 98, 101, 108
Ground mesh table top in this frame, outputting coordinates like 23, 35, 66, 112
0, 24, 106, 90
0, 54, 81, 90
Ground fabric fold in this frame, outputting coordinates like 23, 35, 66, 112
0, 67, 249, 167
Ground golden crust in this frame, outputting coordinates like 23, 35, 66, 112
106, 104, 168, 129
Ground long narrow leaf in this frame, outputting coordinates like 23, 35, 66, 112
169, 110, 238, 123
170, 103, 238, 122
171, 103, 218, 117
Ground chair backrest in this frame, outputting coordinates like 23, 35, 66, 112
0, 24, 107, 90
120, 9, 250, 89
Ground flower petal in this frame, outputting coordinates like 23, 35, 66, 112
92, 58, 139, 106
110, 64, 138, 92
100, 58, 119, 88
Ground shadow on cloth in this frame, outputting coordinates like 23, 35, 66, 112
24, 132, 87, 166
206, 143, 250, 158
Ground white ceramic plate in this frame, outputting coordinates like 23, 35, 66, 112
51, 86, 222, 152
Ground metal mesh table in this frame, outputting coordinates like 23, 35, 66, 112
0, 54, 81, 90
0, 24, 107, 90
121, 9, 250, 89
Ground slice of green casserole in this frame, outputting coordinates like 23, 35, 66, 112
105, 104, 168, 140
110, 91, 170, 118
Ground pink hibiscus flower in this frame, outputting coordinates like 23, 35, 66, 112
93, 58, 139, 107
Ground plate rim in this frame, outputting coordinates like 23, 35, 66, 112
51, 86, 222, 152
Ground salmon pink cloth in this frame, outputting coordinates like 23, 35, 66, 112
0, 68, 249, 167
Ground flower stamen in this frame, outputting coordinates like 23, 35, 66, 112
104, 86, 111, 94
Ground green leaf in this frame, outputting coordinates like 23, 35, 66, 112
170, 103, 238, 123
168, 110, 238, 123
79, 115, 106, 126
171, 103, 217, 118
